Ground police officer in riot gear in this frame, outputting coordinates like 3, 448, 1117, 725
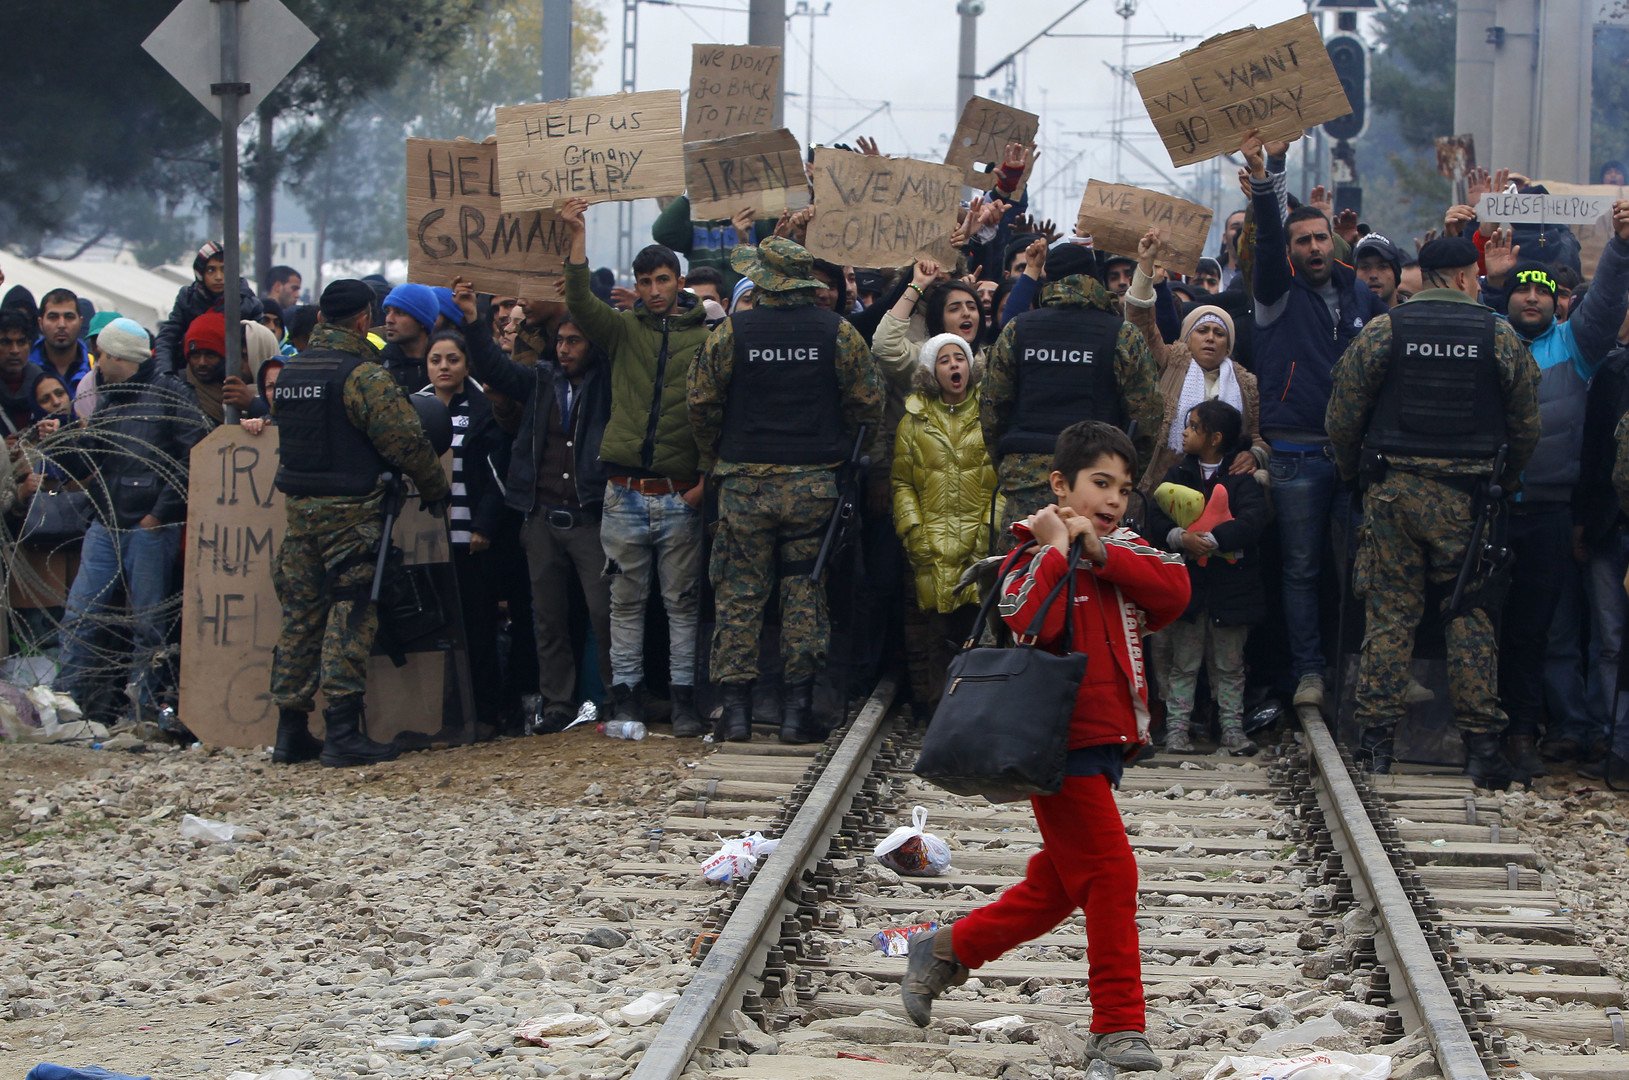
981, 242, 1161, 548
1326, 236, 1540, 789
689, 237, 883, 744
268, 279, 451, 768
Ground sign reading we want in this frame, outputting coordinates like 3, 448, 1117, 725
1134, 15, 1351, 168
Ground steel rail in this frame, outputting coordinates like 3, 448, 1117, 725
1299, 708, 1490, 1080
631, 675, 898, 1080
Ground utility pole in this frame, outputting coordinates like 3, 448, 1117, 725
617, 0, 639, 275
217, 0, 245, 426
789, 1, 830, 149
541, 0, 572, 100
956, 0, 981, 120
748, 0, 787, 127
1111, 0, 1136, 182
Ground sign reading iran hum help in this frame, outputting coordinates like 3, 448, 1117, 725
1134, 15, 1351, 168
495, 90, 686, 212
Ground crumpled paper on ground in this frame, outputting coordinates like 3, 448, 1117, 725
513, 1012, 613, 1047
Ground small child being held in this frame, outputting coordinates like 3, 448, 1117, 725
900, 421, 1189, 1073
1145, 399, 1269, 754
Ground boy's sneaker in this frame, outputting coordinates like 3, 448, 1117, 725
1292, 673, 1325, 709
1086, 1030, 1162, 1072
900, 928, 968, 1027
1218, 724, 1257, 756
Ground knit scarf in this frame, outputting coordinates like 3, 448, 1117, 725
185, 368, 226, 424
1169, 357, 1243, 452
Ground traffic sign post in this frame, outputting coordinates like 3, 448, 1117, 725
143, 0, 316, 424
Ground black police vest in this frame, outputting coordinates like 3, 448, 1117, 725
1365, 301, 1503, 460
273, 350, 391, 496
719, 306, 846, 465
1001, 305, 1124, 456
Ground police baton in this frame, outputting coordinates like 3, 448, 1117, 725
1447, 444, 1508, 617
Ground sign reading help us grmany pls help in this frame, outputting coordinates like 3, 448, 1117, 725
495, 90, 686, 212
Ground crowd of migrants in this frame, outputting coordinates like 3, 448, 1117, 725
1, 127, 1627, 1072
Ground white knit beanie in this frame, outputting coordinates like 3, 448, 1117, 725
96, 318, 152, 363
918, 332, 973, 371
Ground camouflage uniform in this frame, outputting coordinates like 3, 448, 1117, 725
1326, 289, 1540, 735
980, 275, 1161, 548
270, 324, 451, 710
689, 239, 884, 685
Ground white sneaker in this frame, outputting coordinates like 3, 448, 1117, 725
1292, 673, 1326, 709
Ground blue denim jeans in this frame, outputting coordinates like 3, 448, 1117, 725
1267, 450, 1341, 681
56, 520, 183, 715
598, 483, 703, 690
1587, 533, 1629, 757
1543, 555, 1601, 743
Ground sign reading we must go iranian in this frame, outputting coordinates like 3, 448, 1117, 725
495, 90, 686, 212
1134, 15, 1351, 168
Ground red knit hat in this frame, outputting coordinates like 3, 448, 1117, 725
184, 309, 228, 357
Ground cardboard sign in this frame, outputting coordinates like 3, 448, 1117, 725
684, 128, 810, 221
684, 43, 781, 141
1075, 180, 1214, 274
1134, 15, 1352, 167
179, 427, 455, 750
407, 137, 570, 296
1434, 134, 1476, 180
805, 149, 964, 269
495, 90, 685, 212
1477, 190, 1616, 225
944, 95, 1038, 194
1530, 182, 1626, 278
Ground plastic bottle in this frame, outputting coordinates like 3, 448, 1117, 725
599, 719, 647, 740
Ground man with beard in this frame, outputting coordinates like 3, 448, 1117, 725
0, 307, 40, 433
1479, 205, 1629, 779
1352, 234, 1405, 309
1244, 129, 1385, 713
30, 289, 91, 393
377, 283, 439, 393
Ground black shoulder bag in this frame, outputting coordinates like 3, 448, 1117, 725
913, 538, 1087, 803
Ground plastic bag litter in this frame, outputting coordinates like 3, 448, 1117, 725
25, 1067, 152, 1080
971, 1015, 1027, 1033
179, 814, 238, 843
0, 681, 39, 739
513, 1012, 613, 1047
373, 1032, 473, 1052
1203, 1050, 1393, 1080
872, 920, 937, 956
225, 1071, 316, 1080
618, 990, 679, 1026
1, 655, 57, 690
873, 806, 952, 876
700, 832, 780, 884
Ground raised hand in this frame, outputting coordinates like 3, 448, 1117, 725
1465, 166, 1492, 203
1263, 134, 1296, 158
1333, 208, 1360, 244
558, 197, 589, 234
450, 276, 478, 325
1614, 199, 1629, 242
1136, 227, 1161, 273
1483, 226, 1520, 283
730, 205, 755, 240
1239, 130, 1266, 179
1443, 204, 1477, 237
1000, 142, 1030, 173
1033, 217, 1061, 243
856, 135, 881, 156
1308, 185, 1333, 219
1023, 236, 1048, 280
911, 259, 942, 288
1414, 228, 1438, 253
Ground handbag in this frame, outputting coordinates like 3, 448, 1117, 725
17, 487, 95, 548
913, 538, 1087, 803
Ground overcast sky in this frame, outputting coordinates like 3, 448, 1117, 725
576, 0, 1315, 265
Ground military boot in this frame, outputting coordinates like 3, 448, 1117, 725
1504, 732, 1546, 783
609, 682, 646, 729
779, 679, 819, 744
319, 698, 398, 768
670, 685, 706, 738
718, 683, 753, 742
1358, 724, 1395, 774
272, 707, 322, 765
1462, 730, 1513, 791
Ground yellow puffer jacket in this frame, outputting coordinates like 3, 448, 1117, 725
892, 390, 1000, 613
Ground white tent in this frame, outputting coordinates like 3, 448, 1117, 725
1, 251, 184, 333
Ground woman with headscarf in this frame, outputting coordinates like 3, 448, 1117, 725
1124, 228, 1268, 495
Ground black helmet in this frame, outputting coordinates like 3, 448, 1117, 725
409, 392, 453, 457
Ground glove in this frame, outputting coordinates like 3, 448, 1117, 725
421, 497, 449, 519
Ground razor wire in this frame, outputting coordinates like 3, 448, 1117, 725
2, 378, 220, 739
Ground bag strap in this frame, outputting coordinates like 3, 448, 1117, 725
959, 537, 1083, 652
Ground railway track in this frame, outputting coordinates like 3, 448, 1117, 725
590, 679, 1627, 1080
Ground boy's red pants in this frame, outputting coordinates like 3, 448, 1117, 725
948, 773, 1144, 1033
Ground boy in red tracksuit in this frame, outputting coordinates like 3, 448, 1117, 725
901, 421, 1190, 1073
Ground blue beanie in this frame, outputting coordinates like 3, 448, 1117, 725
730, 276, 755, 312
431, 286, 464, 328
382, 283, 438, 333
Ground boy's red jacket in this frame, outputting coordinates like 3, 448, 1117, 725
997, 522, 1190, 751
